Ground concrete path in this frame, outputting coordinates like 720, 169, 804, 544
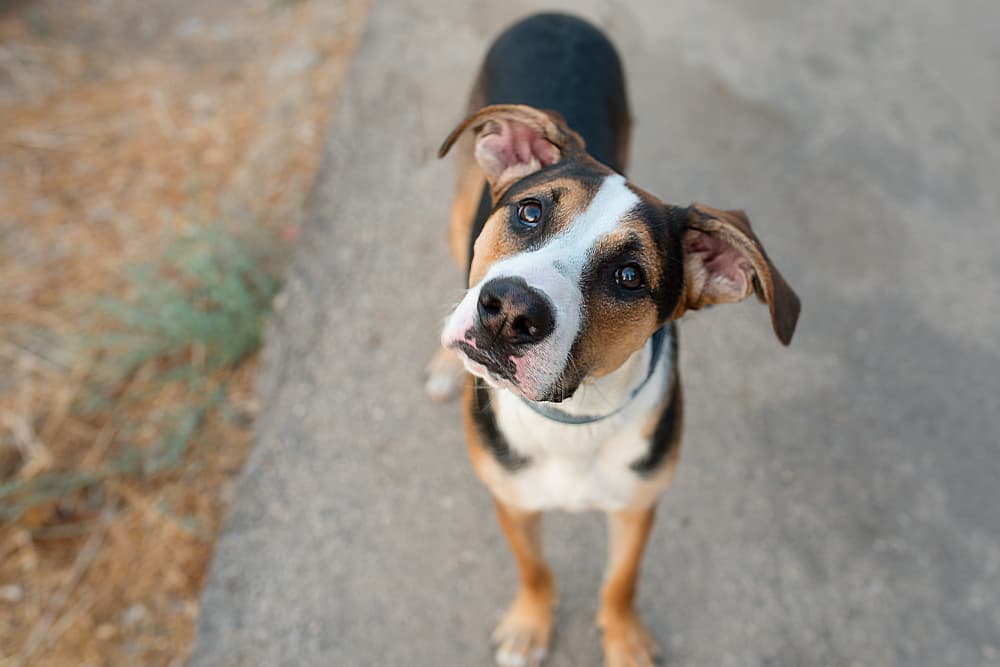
191, 1, 1000, 665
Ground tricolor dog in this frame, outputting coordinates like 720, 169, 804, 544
426, 13, 801, 667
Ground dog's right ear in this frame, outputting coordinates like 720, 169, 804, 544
438, 104, 585, 198
679, 204, 801, 345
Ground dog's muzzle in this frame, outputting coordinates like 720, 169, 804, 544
475, 277, 555, 351
442, 269, 577, 401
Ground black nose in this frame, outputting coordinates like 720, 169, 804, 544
477, 277, 555, 346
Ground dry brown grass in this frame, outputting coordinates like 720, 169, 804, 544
0, 1, 369, 664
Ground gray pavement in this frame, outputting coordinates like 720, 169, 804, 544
191, 1, 1000, 665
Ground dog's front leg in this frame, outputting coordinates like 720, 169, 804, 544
599, 507, 660, 667
491, 497, 556, 667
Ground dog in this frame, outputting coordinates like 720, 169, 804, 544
426, 13, 801, 667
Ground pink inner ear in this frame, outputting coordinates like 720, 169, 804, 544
686, 231, 749, 298
476, 119, 559, 184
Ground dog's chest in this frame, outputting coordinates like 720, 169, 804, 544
492, 393, 656, 513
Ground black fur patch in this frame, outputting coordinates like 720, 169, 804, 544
471, 380, 530, 472
638, 201, 687, 322
630, 325, 682, 475
466, 186, 492, 280
478, 13, 630, 172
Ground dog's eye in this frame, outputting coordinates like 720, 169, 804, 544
517, 200, 543, 227
615, 263, 645, 290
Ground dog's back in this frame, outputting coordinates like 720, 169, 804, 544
477, 13, 630, 173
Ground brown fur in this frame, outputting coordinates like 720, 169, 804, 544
490, 498, 557, 661
448, 145, 486, 269
572, 219, 665, 379
599, 507, 660, 666
447, 85, 487, 269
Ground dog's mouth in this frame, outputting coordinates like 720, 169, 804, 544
451, 341, 579, 402
453, 342, 520, 388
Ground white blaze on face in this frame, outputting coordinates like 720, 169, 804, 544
442, 174, 639, 399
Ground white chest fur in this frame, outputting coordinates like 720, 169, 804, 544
491, 331, 673, 512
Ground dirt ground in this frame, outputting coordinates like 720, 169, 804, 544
0, 1, 368, 664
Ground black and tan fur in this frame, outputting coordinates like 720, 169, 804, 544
429, 13, 801, 667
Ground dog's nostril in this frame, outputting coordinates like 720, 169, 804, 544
511, 315, 538, 339
479, 292, 502, 314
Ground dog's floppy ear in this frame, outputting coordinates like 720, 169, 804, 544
680, 204, 801, 345
438, 104, 585, 198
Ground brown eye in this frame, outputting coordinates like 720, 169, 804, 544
517, 200, 543, 227
615, 263, 644, 290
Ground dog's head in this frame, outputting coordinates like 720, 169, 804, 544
439, 105, 800, 402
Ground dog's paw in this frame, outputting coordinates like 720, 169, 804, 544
600, 612, 660, 667
492, 595, 553, 667
424, 347, 465, 402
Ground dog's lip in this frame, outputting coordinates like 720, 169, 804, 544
448, 341, 575, 402
462, 357, 508, 390
450, 342, 523, 390
451, 341, 503, 373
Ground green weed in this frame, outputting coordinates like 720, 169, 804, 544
0, 220, 287, 523
94, 222, 286, 384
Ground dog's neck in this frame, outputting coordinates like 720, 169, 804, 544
522, 328, 669, 423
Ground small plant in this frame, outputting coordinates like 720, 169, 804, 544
94, 222, 286, 385
0, 220, 287, 522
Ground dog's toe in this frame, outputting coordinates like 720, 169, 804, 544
492, 599, 552, 667
601, 612, 660, 667
494, 630, 548, 667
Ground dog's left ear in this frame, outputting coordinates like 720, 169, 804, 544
680, 204, 801, 345
438, 104, 585, 198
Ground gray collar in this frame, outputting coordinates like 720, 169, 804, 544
519, 327, 668, 425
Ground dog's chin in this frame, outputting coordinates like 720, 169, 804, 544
453, 351, 533, 400
458, 354, 520, 393
456, 351, 579, 403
